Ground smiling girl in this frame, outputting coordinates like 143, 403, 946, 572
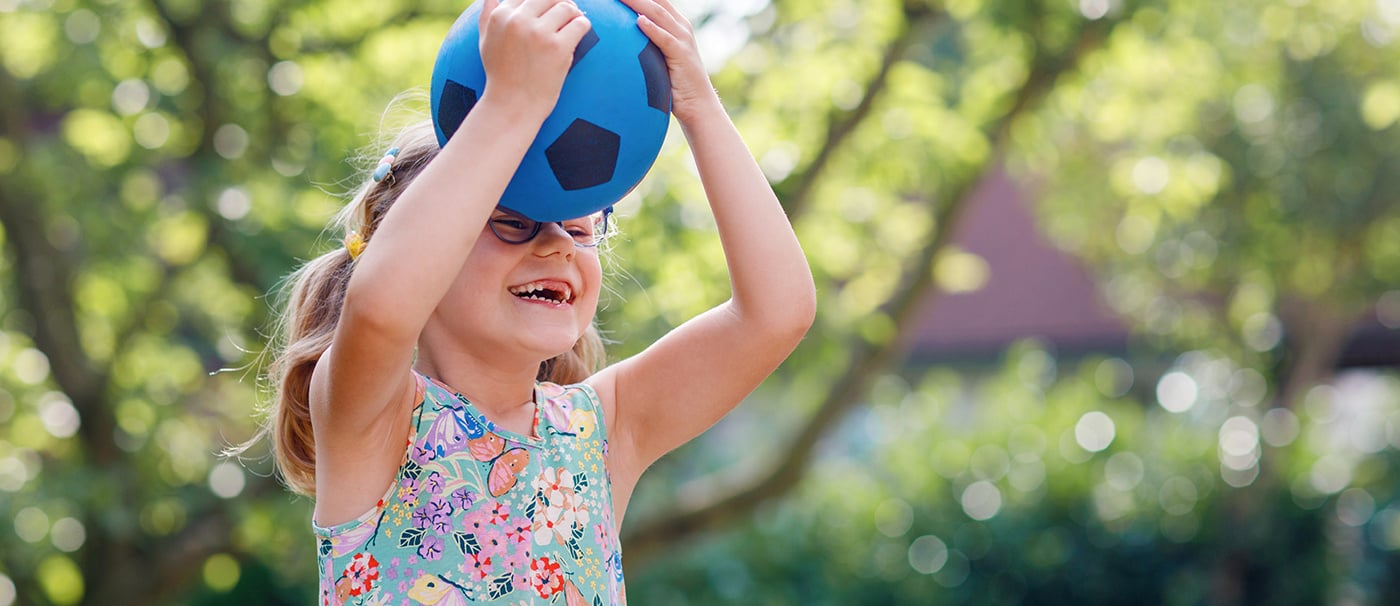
259, 0, 814, 602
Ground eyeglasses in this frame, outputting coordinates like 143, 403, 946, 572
488, 206, 612, 248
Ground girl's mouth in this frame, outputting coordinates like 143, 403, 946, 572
507, 281, 574, 304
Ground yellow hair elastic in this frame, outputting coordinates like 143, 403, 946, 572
345, 231, 366, 260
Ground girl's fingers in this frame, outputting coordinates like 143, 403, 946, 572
558, 12, 593, 46
619, 0, 688, 36
516, 0, 566, 19
647, 0, 689, 30
539, 0, 585, 33
635, 14, 682, 53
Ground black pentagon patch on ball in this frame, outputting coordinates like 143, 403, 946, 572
545, 119, 620, 191
438, 80, 479, 141
638, 42, 671, 113
570, 28, 600, 72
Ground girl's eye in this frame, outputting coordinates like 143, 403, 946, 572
493, 218, 530, 231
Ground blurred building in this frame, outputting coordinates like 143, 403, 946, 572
908, 169, 1398, 369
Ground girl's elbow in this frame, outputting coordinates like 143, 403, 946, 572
771, 285, 817, 343
792, 288, 818, 338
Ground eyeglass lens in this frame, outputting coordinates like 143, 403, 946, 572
488, 209, 609, 247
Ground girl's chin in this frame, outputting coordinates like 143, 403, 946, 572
518, 333, 585, 359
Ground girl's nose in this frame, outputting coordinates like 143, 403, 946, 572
533, 222, 576, 257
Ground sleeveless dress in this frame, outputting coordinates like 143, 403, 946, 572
314, 373, 626, 605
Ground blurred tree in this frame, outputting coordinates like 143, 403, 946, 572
1, 0, 1397, 604
1017, 0, 1400, 408
0, 0, 456, 604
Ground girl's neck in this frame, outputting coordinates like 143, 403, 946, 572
413, 350, 539, 431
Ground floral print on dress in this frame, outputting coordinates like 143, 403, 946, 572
315, 375, 623, 605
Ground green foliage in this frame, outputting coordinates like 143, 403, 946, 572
1016, 0, 1400, 353
0, 0, 1397, 604
629, 345, 1398, 605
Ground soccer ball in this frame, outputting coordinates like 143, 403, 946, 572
430, 0, 672, 222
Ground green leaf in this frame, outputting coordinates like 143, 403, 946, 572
454, 532, 481, 556
573, 471, 589, 490
488, 572, 514, 599
399, 527, 426, 548
567, 537, 584, 561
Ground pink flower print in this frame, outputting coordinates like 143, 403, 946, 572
418, 534, 444, 561
505, 516, 533, 546
488, 501, 511, 526
342, 552, 380, 597
478, 528, 509, 558
465, 552, 494, 581
529, 557, 564, 599
513, 572, 534, 594
503, 543, 531, 575
594, 523, 610, 550
461, 509, 491, 535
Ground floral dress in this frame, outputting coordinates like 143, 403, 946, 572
315, 373, 625, 605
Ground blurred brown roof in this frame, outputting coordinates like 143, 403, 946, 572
909, 168, 1128, 360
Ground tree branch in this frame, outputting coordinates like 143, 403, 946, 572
148, 0, 276, 291
776, 3, 943, 220
0, 71, 117, 466
622, 10, 1123, 561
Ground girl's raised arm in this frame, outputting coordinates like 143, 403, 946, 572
310, 0, 592, 513
592, 0, 817, 494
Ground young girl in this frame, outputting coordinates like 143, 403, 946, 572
264, 0, 814, 602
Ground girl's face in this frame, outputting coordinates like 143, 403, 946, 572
433, 210, 604, 366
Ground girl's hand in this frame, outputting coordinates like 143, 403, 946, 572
617, 0, 720, 125
478, 0, 593, 118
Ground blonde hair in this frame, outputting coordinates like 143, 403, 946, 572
251, 119, 607, 497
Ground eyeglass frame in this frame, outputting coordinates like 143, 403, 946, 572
487, 206, 614, 248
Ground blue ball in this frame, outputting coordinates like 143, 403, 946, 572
430, 0, 672, 222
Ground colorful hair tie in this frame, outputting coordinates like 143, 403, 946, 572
345, 231, 366, 260
372, 147, 400, 183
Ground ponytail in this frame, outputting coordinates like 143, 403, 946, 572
266, 250, 355, 495
243, 120, 441, 496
